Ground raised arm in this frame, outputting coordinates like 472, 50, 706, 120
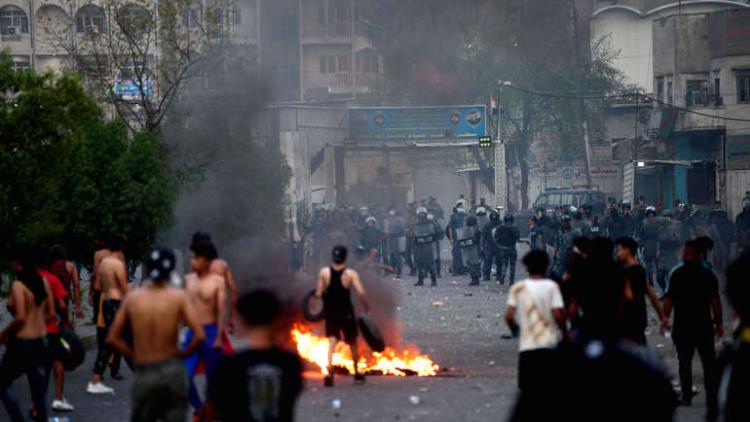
107, 298, 134, 359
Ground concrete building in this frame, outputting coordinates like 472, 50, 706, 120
597, 5, 750, 217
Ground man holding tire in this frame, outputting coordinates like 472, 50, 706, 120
314, 245, 370, 387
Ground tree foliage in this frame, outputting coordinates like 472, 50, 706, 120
0, 53, 175, 261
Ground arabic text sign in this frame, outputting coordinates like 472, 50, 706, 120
348, 106, 487, 141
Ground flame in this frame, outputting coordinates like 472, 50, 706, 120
291, 324, 439, 377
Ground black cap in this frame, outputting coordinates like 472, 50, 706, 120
191, 231, 212, 246
332, 245, 348, 264
146, 248, 175, 281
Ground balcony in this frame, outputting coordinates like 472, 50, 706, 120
301, 22, 352, 44
304, 71, 377, 98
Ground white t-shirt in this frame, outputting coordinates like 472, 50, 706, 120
506, 278, 565, 352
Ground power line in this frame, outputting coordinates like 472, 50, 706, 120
502, 84, 750, 123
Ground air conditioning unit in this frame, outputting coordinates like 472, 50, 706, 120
7, 26, 18, 35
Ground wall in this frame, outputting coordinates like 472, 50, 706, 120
591, 9, 654, 92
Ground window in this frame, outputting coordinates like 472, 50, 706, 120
686, 80, 708, 107
713, 70, 721, 104
338, 55, 350, 72
737, 73, 750, 104
319, 56, 336, 74
116, 4, 150, 37
182, 7, 201, 28
231, 7, 241, 25
76, 5, 106, 34
667, 79, 673, 104
656, 76, 664, 102
271, 15, 297, 41
0, 6, 29, 36
11, 58, 30, 73
356, 49, 378, 73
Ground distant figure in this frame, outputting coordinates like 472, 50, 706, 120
107, 249, 205, 422
315, 246, 369, 387
614, 237, 665, 345
88, 234, 129, 394
183, 241, 226, 414
191, 231, 238, 332
663, 240, 723, 418
0, 247, 53, 422
205, 290, 303, 422
494, 215, 521, 285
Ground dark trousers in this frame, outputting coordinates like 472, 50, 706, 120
452, 242, 464, 274
417, 260, 437, 285
482, 245, 500, 280
93, 300, 133, 375
675, 336, 718, 413
518, 348, 556, 391
497, 247, 518, 284
0, 337, 48, 422
92, 289, 101, 325
642, 255, 658, 286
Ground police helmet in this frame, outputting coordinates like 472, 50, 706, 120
416, 207, 428, 216
561, 214, 572, 222
646, 206, 657, 215
476, 207, 487, 216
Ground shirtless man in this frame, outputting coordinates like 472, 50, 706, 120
87, 234, 129, 394
89, 239, 111, 325
183, 241, 226, 413
191, 231, 238, 330
107, 248, 205, 422
315, 245, 370, 387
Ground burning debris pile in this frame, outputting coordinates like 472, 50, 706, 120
291, 324, 439, 377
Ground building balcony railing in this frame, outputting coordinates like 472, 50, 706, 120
1, 34, 23, 42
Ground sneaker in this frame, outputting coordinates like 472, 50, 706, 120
354, 373, 366, 384
86, 382, 115, 394
324, 374, 334, 387
52, 399, 74, 411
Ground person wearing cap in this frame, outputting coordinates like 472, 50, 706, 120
107, 248, 205, 422
315, 245, 370, 387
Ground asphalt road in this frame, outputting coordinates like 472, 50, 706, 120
6, 259, 711, 422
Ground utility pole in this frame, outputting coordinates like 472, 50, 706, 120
495, 81, 511, 212
570, 0, 593, 189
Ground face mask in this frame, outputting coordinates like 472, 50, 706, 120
427, 214, 434, 220
457, 208, 465, 214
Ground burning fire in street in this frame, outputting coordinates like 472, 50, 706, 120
291, 324, 439, 377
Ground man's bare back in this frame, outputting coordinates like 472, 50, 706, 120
92, 248, 111, 292
315, 266, 369, 311
99, 255, 128, 301
185, 272, 226, 327
110, 285, 202, 365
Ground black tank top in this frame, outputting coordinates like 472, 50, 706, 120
323, 267, 354, 315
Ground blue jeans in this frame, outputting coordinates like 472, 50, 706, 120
183, 324, 222, 410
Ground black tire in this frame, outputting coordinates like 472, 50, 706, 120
301, 289, 325, 322
358, 315, 386, 353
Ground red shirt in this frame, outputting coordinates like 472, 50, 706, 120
39, 270, 67, 334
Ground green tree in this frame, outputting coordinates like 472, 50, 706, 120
0, 53, 175, 261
